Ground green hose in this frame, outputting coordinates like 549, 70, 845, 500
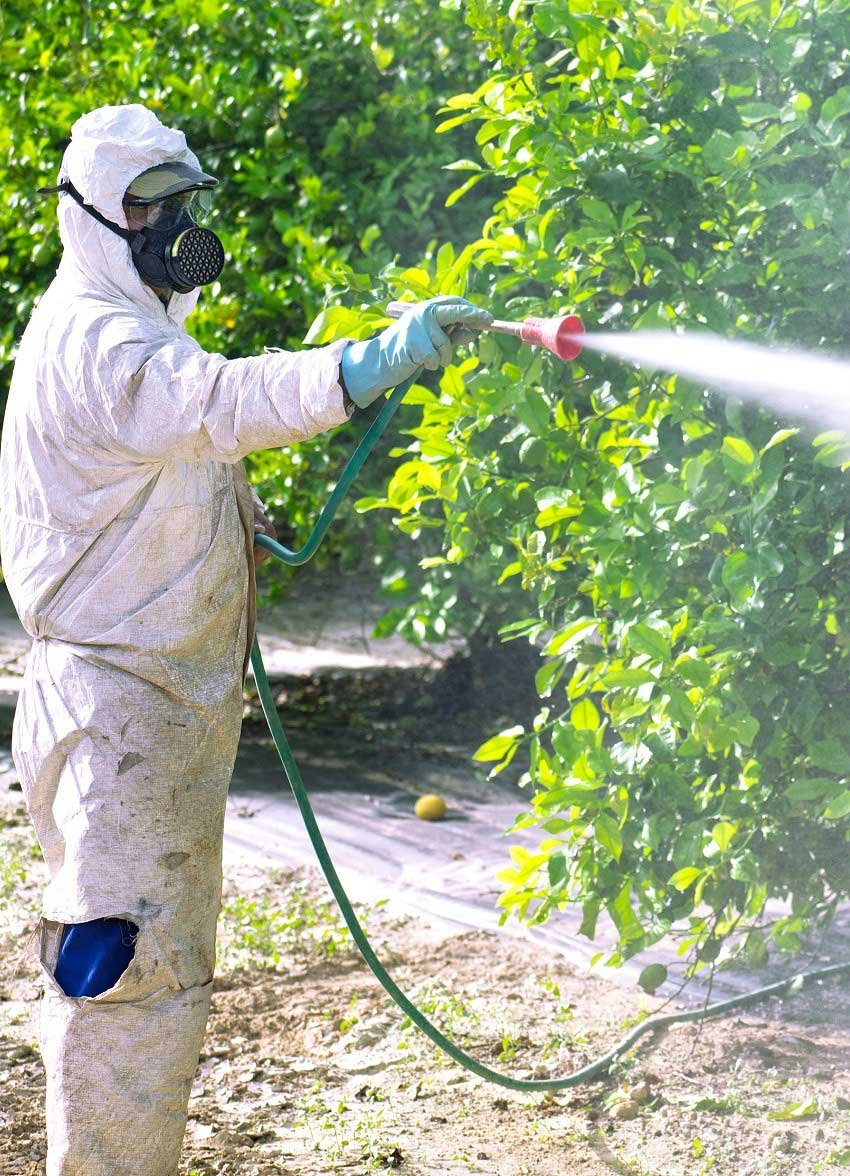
250, 367, 850, 1092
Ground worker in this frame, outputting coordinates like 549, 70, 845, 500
0, 102, 492, 1175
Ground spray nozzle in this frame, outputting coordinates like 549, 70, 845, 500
386, 301, 584, 362
518, 315, 584, 361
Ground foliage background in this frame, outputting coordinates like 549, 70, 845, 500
4, 0, 850, 981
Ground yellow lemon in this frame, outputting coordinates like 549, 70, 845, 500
414, 794, 447, 822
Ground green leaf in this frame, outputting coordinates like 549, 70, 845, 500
303, 305, 364, 345
767, 1098, 818, 1121
670, 867, 702, 891
633, 303, 671, 331
499, 618, 544, 641
711, 821, 737, 852
819, 87, 850, 133
534, 486, 572, 511
823, 791, 850, 821
760, 428, 799, 454
809, 739, 850, 775
691, 1096, 738, 1114
445, 172, 486, 208
579, 196, 616, 226
675, 656, 712, 688
784, 777, 835, 802
602, 666, 657, 688
575, 33, 602, 64
578, 897, 601, 940
442, 158, 484, 173
629, 623, 671, 662
551, 722, 580, 764
595, 812, 623, 860
545, 618, 597, 655
755, 543, 783, 578
535, 659, 564, 698
602, 48, 621, 80
436, 112, 479, 134
721, 550, 757, 600
571, 698, 600, 732
730, 713, 760, 747
474, 726, 524, 762
354, 496, 390, 514
543, 784, 603, 810
721, 436, 756, 465
737, 101, 780, 124
607, 883, 643, 943
547, 853, 567, 887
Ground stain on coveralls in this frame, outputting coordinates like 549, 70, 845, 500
0, 103, 354, 1175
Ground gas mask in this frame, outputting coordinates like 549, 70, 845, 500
39, 176, 225, 295
122, 189, 225, 294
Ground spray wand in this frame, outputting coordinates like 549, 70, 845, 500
386, 300, 585, 362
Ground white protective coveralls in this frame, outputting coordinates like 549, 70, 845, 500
0, 104, 354, 1174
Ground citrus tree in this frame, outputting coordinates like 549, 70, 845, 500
312, 0, 850, 977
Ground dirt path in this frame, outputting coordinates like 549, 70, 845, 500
4, 793, 850, 1175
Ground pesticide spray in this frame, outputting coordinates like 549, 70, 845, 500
580, 329, 850, 436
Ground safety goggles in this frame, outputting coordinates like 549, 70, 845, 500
124, 188, 213, 226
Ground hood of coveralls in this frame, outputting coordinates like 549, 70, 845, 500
55, 104, 207, 326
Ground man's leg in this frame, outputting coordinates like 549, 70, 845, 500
13, 640, 244, 1176
37, 913, 216, 1176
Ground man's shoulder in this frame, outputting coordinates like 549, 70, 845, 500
64, 298, 189, 373
20, 290, 188, 406
34, 282, 171, 346
73, 292, 166, 335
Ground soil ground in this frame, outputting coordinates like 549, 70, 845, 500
4, 792, 850, 1176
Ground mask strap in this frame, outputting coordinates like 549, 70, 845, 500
37, 180, 145, 252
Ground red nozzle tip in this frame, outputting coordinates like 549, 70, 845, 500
554, 315, 584, 361
520, 314, 585, 361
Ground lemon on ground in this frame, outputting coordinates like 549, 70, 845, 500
414, 794, 447, 821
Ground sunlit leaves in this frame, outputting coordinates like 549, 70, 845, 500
571, 698, 600, 732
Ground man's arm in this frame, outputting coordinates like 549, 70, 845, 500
84, 321, 355, 465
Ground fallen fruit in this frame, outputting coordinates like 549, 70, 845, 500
414, 794, 447, 821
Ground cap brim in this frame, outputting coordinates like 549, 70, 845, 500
125, 160, 218, 205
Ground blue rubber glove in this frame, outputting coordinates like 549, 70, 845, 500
340, 296, 494, 409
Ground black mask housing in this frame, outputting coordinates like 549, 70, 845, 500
38, 179, 225, 295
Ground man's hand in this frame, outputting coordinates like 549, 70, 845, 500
339, 295, 493, 409
253, 502, 278, 566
